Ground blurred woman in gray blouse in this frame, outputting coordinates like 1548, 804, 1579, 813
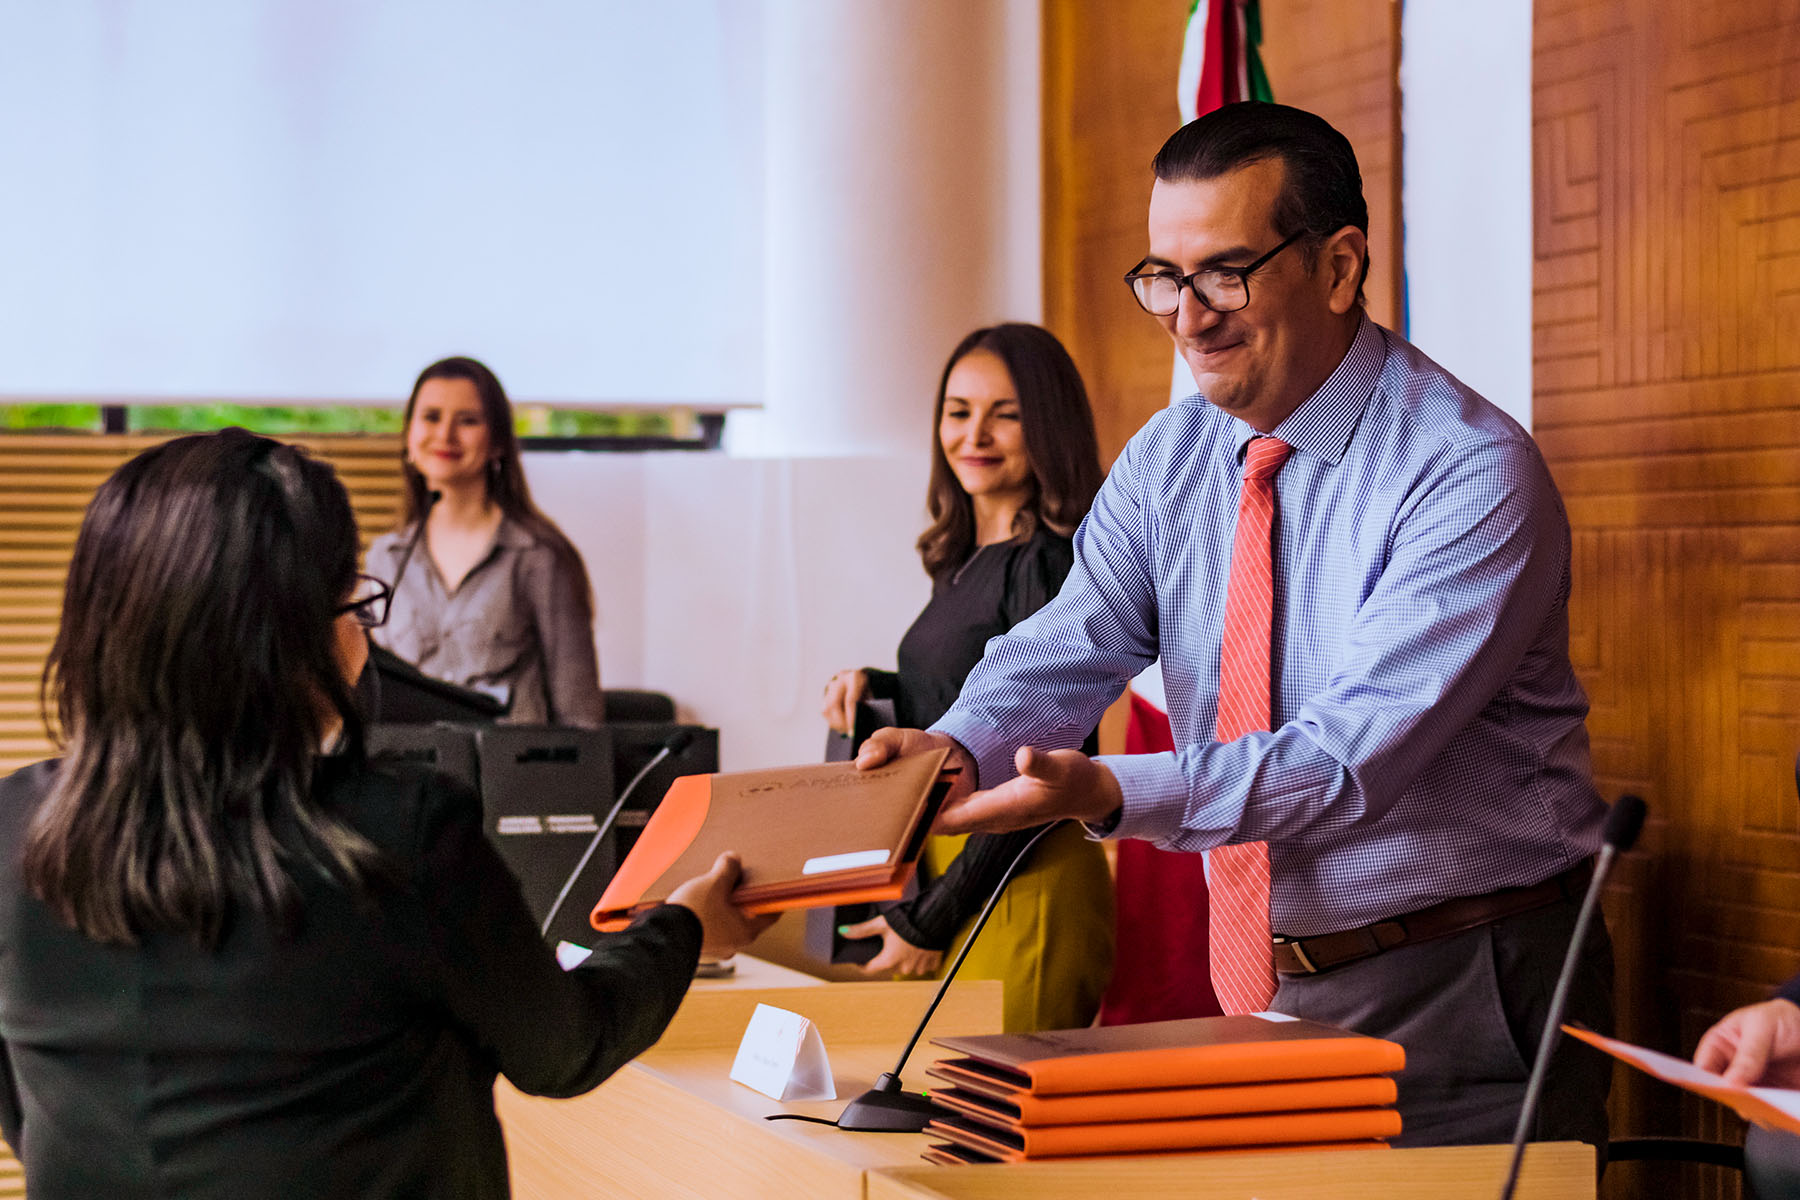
368, 357, 604, 727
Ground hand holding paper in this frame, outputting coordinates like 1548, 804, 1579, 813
1566, 1025, 1800, 1136
1694, 997, 1800, 1088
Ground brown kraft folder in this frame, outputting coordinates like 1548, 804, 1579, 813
924, 1108, 1403, 1160
591, 748, 951, 930
921, 1138, 1392, 1166
929, 1015, 1405, 1095
925, 1073, 1398, 1127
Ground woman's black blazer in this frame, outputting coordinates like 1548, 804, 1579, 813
0, 756, 700, 1199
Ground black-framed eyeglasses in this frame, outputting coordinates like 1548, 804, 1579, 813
1123, 230, 1305, 317
337, 573, 394, 629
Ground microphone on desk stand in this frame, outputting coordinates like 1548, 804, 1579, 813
363, 489, 439, 723
389, 487, 441, 595
1497, 793, 1647, 1200
829, 821, 1061, 1133
540, 728, 697, 939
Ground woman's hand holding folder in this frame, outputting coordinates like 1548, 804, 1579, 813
665, 853, 777, 960
837, 912, 945, 978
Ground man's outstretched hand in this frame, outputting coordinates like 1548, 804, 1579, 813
933, 745, 1122, 835
856, 731, 1123, 835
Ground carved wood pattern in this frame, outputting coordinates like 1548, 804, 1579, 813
1536, 2, 1800, 1194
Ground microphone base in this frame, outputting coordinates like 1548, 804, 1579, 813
835, 1074, 937, 1132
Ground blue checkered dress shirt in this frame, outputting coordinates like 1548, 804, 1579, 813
933, 317, 1605, 937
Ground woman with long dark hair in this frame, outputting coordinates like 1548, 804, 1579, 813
0, 429, 763, 1199
369, 356, 604, 726
821, 323, 1115, 1033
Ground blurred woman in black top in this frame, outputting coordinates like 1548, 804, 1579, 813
822, 324, 1115, 1032
0, 429, 764, 1199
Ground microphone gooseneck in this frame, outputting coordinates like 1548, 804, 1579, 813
1498, 794, 1647, 1199
366, 489, 440, 723
388, 488, 442, 600
540, 729, 696, 938
831, 820, 1061, 1133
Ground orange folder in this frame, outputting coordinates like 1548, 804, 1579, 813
920, 1138, 1390, 1166
925, 1072, 1398, 1127
1564, 1025, 1800, 1137
591, 748, 951, 930
929, 1015, 1406, 1096
923, 1108, 1403, 1160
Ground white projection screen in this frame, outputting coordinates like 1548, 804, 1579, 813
0, 1, 763, 408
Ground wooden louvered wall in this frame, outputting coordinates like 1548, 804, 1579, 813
1534, 2, 1800, 1196
0, 435, 405, 774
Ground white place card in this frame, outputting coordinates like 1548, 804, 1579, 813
729, 1003, 837, 1102
554, 941, 593, 971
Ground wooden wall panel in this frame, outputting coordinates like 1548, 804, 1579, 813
0, 434, 404, 774
1043, 0, 1402, 466
1256, 0, 1404, 335
1041, 0, 1188, 467
1534, 1, 1800, 1193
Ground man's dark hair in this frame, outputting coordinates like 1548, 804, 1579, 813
1153, 101, 1370, 297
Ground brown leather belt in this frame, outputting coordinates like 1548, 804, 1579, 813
1271, 860, 1594, 977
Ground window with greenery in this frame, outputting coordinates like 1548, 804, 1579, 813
0, 404, 103, 432
0, 404, 721, 448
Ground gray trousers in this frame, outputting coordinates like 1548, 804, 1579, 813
1272, 895, 1614, 1149
1747, 1125, 1800, 1199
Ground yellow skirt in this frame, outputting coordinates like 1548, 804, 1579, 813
920, 823, 1114, 1033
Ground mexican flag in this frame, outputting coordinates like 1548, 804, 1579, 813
1177, 0, 1272, 123
1098, 0, 1270, 1029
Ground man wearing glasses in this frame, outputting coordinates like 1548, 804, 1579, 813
860, 102, 1611, 1148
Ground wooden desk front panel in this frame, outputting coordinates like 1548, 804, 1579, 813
868, 1142, 1595, 1200
498, 978, 1003, 1199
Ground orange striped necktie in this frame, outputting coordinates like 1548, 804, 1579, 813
1208, 435, 1291, 1014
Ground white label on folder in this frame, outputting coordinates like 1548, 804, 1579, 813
1252, 1011, 1300, 1022
730, 1004, 836, 1102
800, 849, 889, 875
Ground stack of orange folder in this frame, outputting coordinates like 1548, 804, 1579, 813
920, 1015, 1406, 1164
